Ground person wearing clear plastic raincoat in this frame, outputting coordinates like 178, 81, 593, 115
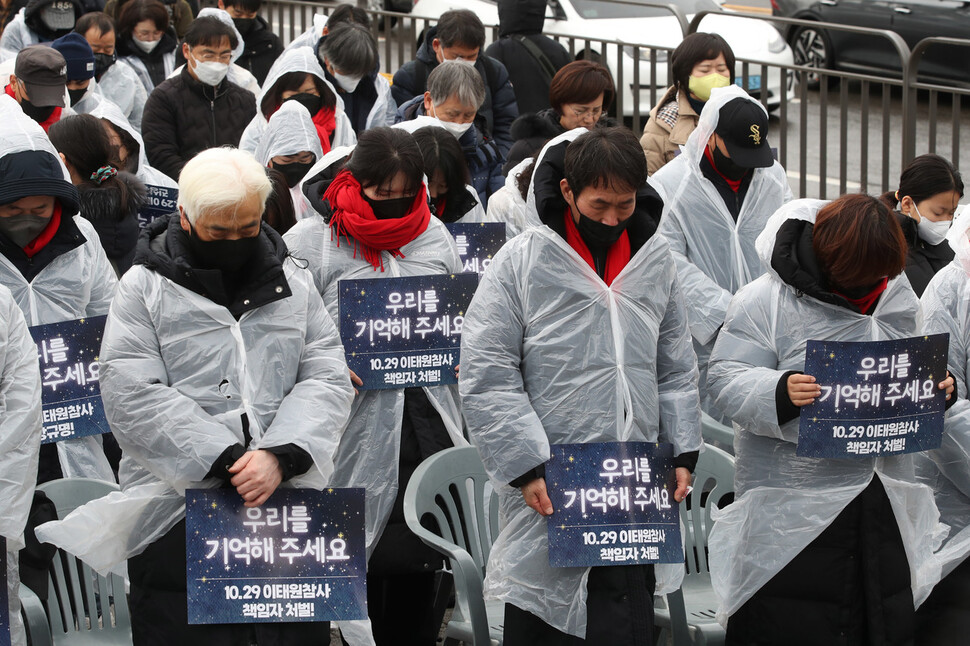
0, 282, 43, 646
35, 147, 354, 644
707, 195, 954, 644
87, 97, 176, 190
485, 156, 534, 240
0, 94, 116, 483
254, 100, 323, 223
651, 85, 792, 421
283, 127, 465, 646
912, 211, 970, 643
238, 45, 356, 157
460, 127, 702, 644
407, 124, 487, 224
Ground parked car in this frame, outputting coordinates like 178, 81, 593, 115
773, 0, 970, 86
409, 0, 795, 116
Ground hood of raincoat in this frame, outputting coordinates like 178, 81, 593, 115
86, 99, 177, 189
498, 0, 545, 36
681, 84, 768, 168
24, 0, 81, 40
946, 203, 970, 277
256, 45, 344, 118
0, 94, 79, 215
254, 100, 324, 167
299, 144, 354, 218
529, 127, 663, 253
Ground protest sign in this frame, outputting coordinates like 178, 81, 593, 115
138, 184, 178, 228
338, 273, 478, 390
545, 442, 683, 568
185, 488, 367, 624
797, 334, 949, 458
28, 316, 109, 444
445, 222, 505, 275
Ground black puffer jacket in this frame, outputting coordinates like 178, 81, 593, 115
485, 0, 571, 116
893, 210, 954, 298
78, 171, 145, 276
142, 66, 256, 181
232, 16, 282, 86
504, 108, 564, 174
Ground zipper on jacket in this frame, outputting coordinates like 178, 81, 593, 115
210, 99, 216, 147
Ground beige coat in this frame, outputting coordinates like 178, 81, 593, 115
640, 86, 700, 175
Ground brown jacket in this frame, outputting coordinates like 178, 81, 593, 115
640, 86, 700, 175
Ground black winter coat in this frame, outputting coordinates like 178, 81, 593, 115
78, 171, 145, 277
234, 16, 282, 86
391, 25, 519, 158
485, 0, 571, 116
893, 210, 954, 298
142, 66, 256, 181
504, 108, 564, 174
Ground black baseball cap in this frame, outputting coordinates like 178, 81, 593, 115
14, 45, 67, 108
714, 97, 772, 169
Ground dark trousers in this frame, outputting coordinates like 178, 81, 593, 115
503, 564, 656, 645
726, 476, 914, 646
128, 519, 331, 646
366, 571, 438, 646
915, 555, 970, 645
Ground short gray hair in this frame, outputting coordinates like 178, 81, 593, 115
427, 60, 485, 110
320, 23, 376, 79
178, 147, 271, 225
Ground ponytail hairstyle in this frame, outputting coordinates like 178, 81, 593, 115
881, 153, 964, 210
49, 114, 138, 209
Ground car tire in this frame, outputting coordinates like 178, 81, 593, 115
790, 24, 832, 90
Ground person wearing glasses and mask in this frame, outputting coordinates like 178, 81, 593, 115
503, 60, 616, 174
142, 15, 256, 181
881, 153, 964, 298
395, 60, 504, 207
114, 0, 177, 94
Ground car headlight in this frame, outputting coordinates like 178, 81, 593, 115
622, 45, 669, 63
768, 31, 787, 54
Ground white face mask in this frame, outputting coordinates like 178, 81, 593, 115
914, 203, 951, 246
132, 36, 160, 54
447, 57, 476, 67
332, 71, 362, 94
192, 58, 229, 87
431, 103, 472, 139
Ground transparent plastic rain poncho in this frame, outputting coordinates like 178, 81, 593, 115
650, 85, 792, 419
0, 98, 117, 481
912, 213, 970, 580
286, 13, 328, 51
390, 119, 487, 223
284, 154, 467, 645
458, 129, 703, 638
0, 9, 40, 62
96, 57, 147, 131
165, 7, 260, 95
484, 156, 533, 240
118, 47, 175, 95
0, 283, 42, 646
87, 98, 177, 190
706, 198, 947, 625
255, 100, 324, 222
35, 246, 355, 576
238, 46, 356, 155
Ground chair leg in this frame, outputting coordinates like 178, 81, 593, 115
431, 569, 454, 641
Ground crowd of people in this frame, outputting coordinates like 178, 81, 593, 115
0, 0, 968, 645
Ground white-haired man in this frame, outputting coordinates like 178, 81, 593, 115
38, 147, 355, 644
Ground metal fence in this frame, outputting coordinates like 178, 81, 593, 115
255, 0, 970, 199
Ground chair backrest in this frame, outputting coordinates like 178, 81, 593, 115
701, 413, 735, 454
403, 446, 499, 575
681, 443, 735, 576
37, 478, 131, 644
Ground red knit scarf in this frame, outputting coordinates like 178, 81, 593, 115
563, 208, 630, 286
5, 84, 62, 132
325, 169, 431, 271
23, 202, 62, 258
834, 277, 888, 314
311, 107, 336, 155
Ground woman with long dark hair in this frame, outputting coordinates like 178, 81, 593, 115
411, 125, 484, 223
707, 195, 954, 645
881, 153, 964, 297
283, 127, 464, 646
49, 114, 146, 276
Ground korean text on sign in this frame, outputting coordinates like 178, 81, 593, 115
445, 222, 505, 276
337, 273, 479, 390
797, 334, 948, 458
185, 488, 367, 624
545, 442, 683, 568
28, 316, 110, 444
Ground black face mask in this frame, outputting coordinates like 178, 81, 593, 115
574, 204, 630, 249
94, 52, 116, 79
273, 160, 314, 189
363, 194, 414, 220
711, 146, 750, 182
284, 92, 322, 117
19, 98, 56, 123
68, 87, 86, 106
232, 17, 255, 37
187, 222, 261, 273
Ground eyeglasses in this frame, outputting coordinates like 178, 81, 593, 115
569, 105, 603, 119
133, 28, 162, 40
